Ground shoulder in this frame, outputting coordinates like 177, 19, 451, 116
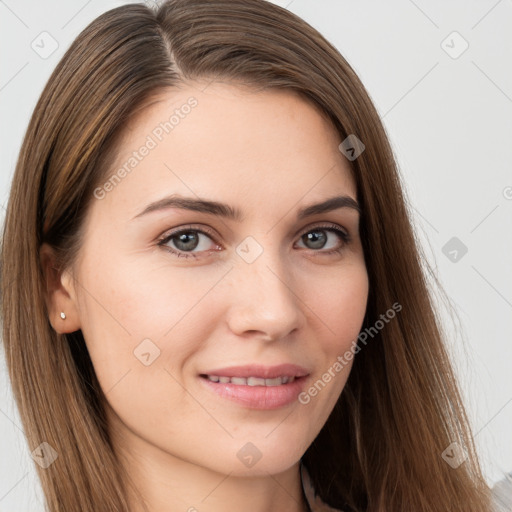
301, 463, 347, 512
492, 472, 512, 512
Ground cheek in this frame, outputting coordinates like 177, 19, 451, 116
298, 261, 368, 414
75, 258, 222, 434
78, 251, 226, 343
311, 260, 369, 350
74, 252, 244, 427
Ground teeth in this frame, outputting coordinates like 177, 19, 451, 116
205, 375, 297, 386
263, 377, 281, 386
247, 377, 265, 386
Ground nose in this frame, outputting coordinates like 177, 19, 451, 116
225, 249, 306, 342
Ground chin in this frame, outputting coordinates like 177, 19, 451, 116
197, 433, 310, 477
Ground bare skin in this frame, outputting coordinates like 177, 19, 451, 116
41, 81, 369, 512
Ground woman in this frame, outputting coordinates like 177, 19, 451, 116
0, 0, 496, 510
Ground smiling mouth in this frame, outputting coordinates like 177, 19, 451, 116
198, 364, 310, 409
200, 375, 297, 386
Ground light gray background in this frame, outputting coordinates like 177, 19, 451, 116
1, 0, 511, 510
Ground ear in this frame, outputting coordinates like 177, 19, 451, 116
39, 243, 81, 334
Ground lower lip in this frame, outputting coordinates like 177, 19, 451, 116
199, 376, 308, 410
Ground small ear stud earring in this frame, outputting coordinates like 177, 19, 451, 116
60, 312, 66, 320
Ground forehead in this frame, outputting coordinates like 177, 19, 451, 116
91, 81, 357, 225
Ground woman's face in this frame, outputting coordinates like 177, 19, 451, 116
59, 82, 368, 477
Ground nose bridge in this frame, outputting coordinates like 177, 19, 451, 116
225, 238, 304, 339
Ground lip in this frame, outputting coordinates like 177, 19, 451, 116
199, 364, 310, 410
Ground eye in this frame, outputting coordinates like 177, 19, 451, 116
157, 225, 221, 259
295, 223, 350, 255
157, 223, 350, 259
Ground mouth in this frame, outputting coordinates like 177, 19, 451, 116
198, 364, 310, 410
200, 375, 298, 386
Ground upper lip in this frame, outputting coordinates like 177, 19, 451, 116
200, 364, 310, 379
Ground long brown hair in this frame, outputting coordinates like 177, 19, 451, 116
0, 1, 493, 510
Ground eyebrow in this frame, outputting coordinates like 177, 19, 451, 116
132, 194, 361, 222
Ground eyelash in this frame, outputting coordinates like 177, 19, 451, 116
157, 223, 351, 260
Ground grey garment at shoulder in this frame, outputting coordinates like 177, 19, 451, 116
492, 472, 512, 512
300, 463, 346, 512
